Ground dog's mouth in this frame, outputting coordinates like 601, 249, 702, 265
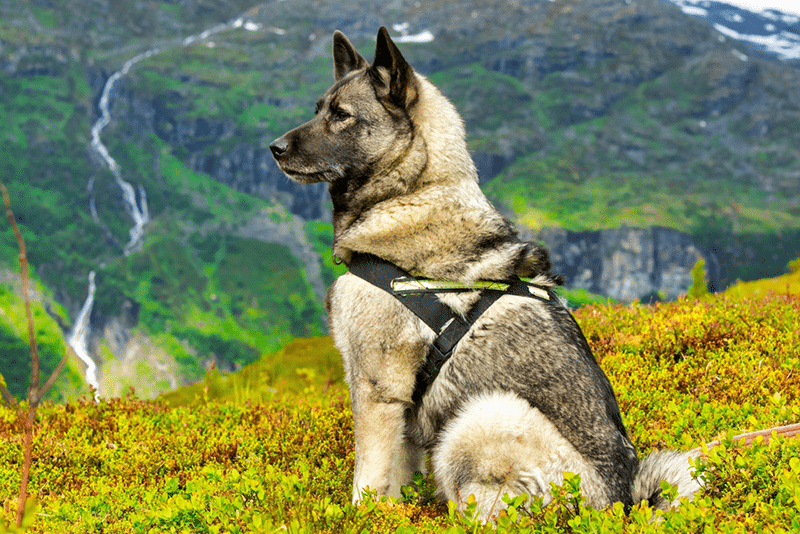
278, 167, 329, 184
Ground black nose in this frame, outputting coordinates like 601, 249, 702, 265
269, 137, 289, 159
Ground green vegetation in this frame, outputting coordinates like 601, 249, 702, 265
555, 286, 618, 309
92, 230, 326, 383
723, 258, 800, 299
484, 143, 800, 237
1, 291, 798, 532
429, 64, 533, 138
305, 220, 348, 288
0, 39, 329, 400
687, 259, 709, 300
0, 283, 83, 402
3, 0, 799, 405
159, 336, 344, 406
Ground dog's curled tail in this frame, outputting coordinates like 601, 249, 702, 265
516, 241, 565, 287
631, 450, 703, 510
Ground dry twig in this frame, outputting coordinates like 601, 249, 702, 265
0, 182, 71, 527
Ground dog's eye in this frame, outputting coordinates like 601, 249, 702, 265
331, 107, 351, 121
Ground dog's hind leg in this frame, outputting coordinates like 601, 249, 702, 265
431, 391, 610, 520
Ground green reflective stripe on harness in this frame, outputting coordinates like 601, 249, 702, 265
391, 277, 550, 300
347, 252, 553, 405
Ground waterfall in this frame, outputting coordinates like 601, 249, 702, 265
87, 177, 99, 223
89, 15, 261, 256
90, 48, 161, 256
78, 13, 263, 397
67, 271, 99, 397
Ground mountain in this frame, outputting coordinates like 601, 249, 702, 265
1, 0, 798, 401
667, 0, 800, 66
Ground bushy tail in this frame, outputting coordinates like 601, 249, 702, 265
631, 450, 703, 510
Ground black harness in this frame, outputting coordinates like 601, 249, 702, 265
347, 252, 554, 404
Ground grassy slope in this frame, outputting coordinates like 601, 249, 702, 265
0, 1, 352, 399
474, 60, 800, 236
0, 282, 83, 402
2, 291, 797, 532
723, 267, 800, 299
159, 336, 344, 406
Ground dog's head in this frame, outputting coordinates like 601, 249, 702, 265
269, 27, 421, 190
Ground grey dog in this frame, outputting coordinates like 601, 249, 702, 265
270, 27, 700, 519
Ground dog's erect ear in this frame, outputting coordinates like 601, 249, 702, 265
333, 30, 368, 80
370, 26, 418, 109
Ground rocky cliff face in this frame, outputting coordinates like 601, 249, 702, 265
105, 79, 725, 303
99, 77, 331, 221
525, 226, 720, 302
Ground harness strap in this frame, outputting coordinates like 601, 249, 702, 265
347, 252, 551, 404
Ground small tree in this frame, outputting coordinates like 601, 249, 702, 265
687, 258, 709, 300
0, 183, 72, 529
787, 257, 800, 275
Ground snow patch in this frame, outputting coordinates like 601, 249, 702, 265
390, 22, 435, 43
397, 30, 435, 43
713, 22, 800, 59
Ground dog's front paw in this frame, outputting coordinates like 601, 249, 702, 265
352, 483, 386, 505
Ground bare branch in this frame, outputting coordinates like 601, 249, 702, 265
0, 374, 16, 406
39, 345, 76, 400
0, 182, 43, 527
0, 183, 40, 402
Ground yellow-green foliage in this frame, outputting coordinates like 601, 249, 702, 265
686, 258, 709, 300
576, 293, 800, 450
159, 336, 345, 406
1, 293, 799, 533
723, 258, 800, 299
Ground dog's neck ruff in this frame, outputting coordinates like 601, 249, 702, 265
347, 252, 553, 405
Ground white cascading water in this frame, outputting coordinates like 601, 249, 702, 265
67, 271, 99, 397
74, 15, 264, 397
90, 47, 160, 256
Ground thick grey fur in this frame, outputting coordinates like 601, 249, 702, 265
270, 27, 702, 519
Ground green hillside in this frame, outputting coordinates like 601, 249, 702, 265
0, 0, 343, 399
159, 336, 344, 406
1, 291, 798, 532
723, 259, 800, 299
0, 282, 83, 402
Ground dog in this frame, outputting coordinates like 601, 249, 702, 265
270, 27, 701, 519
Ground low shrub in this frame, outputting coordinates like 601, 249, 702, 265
1, 292, 798, 532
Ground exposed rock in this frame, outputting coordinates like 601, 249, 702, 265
107, 81, 331, 220
525, 226, 720, 302
94, 317, 184, 398
188, 144, 329, 221
473, 152, 516, 184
